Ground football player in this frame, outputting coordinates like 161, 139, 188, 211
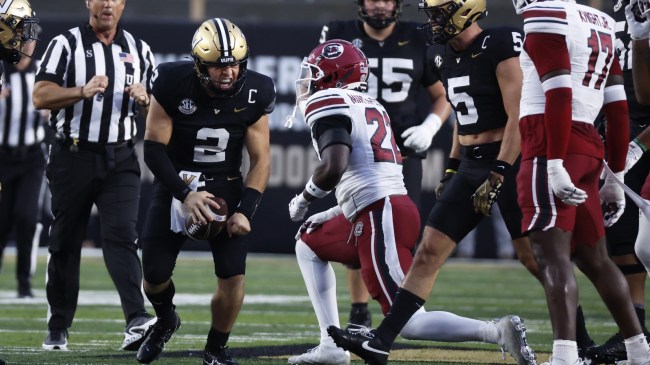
318, 0, 452, 329
586, 0, 650, 363
137, 18, 274, 365
286, 38, 535, 365
326, 1, 538, 364
513, 0, 650, 364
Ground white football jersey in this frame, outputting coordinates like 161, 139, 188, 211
303, 88, 407, 220
519, 1, 617, 124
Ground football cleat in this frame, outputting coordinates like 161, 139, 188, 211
495, 315, 537, 365
288, 345, 351, 365
136, 312, 181, 364
586, 332, 627, 364
42, 328, 68, 350
327, 325, 389, 365
122, 314, 157, 351
203, 346, 238, 365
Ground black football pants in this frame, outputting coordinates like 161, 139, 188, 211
45, 142, 145, 330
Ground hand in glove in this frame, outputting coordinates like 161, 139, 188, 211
600, 171, 626, 227
624, 139, 647, 174
547, 159, 588, 206
473, 172, 504, 216
401, 114, 443, 153
294, 206, 343, 240
625, 1, 650, 40
435, 157, 460, 198
289, 193, 310, 222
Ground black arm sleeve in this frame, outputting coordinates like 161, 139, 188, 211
313, 114, 352, 154
144, 140, 191, 202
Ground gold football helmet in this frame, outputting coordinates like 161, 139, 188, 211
418, 0, 486, 44
191, 18, 249, 97
0, 0, 38, 64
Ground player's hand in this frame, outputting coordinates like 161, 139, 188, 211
435, 171, 455, 198
473, 172, 504, 216
125, 83, 150, 107
547, 159, 588, 206
401, 114, 442, 153
624, 140, 646, 174
227, 212, 251, 237
626, 1, 650, 39
183, 190, 217, 225
600, 171, 626, 227
82, 75, 109, 99
295, 206, 342, 240
289, 193, 310, 222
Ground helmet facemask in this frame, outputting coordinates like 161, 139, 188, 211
418, 0, 487, 44
357, 0, 403, 30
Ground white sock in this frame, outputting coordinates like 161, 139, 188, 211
400, 308, 495, 343
552, 339, 578, 365
625, 333, 650, 362
295, 240, 339, 347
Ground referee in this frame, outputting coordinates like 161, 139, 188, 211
33, 0, 156, 352
0, 37, 46, 299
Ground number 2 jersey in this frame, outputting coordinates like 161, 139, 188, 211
152, 61, 276, 176
303, 88, 407, 220
519, 1, 616, 159
428, 27, 522, 135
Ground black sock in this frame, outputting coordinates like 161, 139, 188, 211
206, 327, 230, 352
634, 305, 648, 333
376, 288, 425, 347
145, 280, 176, 321
351, 302, 368, 310
575, 305, 593, 346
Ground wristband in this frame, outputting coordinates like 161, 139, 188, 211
305, 177, 331, 198
80, 85, 85, 99
445, 157, 461, 174
633, 138, 648, 153
235, 187, 263, 221
492, 160, 512, 175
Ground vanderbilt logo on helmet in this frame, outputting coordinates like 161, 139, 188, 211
0, 0, 16, 13
322, 43, 344, 59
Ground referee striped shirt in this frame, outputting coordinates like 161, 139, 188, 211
36, 23, 156, 144
0, 60, 44, 147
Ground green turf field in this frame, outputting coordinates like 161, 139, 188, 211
0, 250, 637, 364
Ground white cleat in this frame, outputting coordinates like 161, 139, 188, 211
496, 315, 537, 365
288, 345, 350, 365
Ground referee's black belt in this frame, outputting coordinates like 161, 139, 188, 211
0, 143, 42, 157
58, 137, 133, 153
459, 140, 502, 160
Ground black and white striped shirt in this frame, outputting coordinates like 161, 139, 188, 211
36, 23, 156, 144
0, 60, 44, 147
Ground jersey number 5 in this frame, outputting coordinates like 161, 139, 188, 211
193, 128, 230, 163
365, 107, 402, 164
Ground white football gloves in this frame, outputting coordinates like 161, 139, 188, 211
401, 113, 443, 153
547, 159, 588, 206
625, 140, 646, 174
289, 193, 310, 222
625, 0, 650, 40
600, 171, 626, 227
294, 205, 343, 240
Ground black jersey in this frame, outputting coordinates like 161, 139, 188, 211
152, 61, 276, 176
612, 0, 650, 123
428, 27, 522, 135
320, 20, 439, 154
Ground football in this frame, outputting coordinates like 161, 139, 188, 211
184, 196, 228, 241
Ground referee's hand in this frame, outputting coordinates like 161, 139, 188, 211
125, 83, 150, 107
81, 75, 108, 99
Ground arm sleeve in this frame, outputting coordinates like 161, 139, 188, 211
144, 140, 190, 201
603, 60, 630, 173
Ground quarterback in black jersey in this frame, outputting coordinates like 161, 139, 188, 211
138, 18, 274, 365
586, 1, 650, 362
319, 0, 451, 331
327, 2, 537, 365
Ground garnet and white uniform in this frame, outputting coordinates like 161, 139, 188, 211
300, 88, 420, 314
517, 1, 620, 243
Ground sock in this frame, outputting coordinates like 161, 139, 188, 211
146, 280, 176, 321
634, 305, 648, 333
552, 339, 578, 364
575, 305, 593, 346
625, 333, 650, 361
206, 327, 230, 352
376, 288, 425, 347
351, 302, 369, 312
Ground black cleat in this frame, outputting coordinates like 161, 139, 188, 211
203, 346, 239, 365
123, 313, 157, 351
327, 325, 389, 365
586, 332, 626, 364
136, 312, 181, 364
346, 306, 372, 330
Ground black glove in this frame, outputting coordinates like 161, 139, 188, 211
435, 158, 460, 198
